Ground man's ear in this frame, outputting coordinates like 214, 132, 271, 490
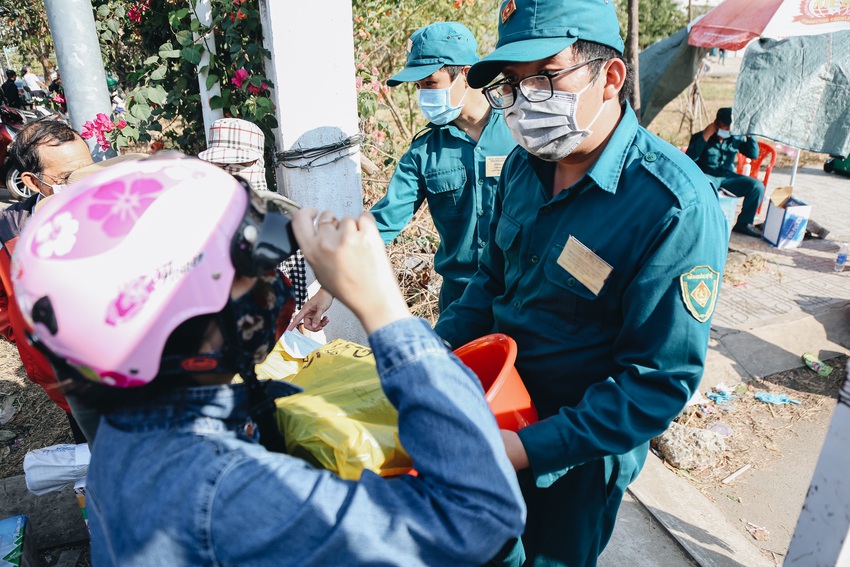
20, 172, 45, 196
461, 65, 472, 86
601, 58, 627, 103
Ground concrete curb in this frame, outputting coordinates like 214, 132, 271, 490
629, 455, 774, 567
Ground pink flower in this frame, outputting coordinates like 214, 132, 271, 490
106, 276, 156, 326
247, 82, 269, 95
115, 119, 127, 129
355, 77, 364, 89
231, 69, 249, 89
87, 178, 164, 238
80, 120, 96, 140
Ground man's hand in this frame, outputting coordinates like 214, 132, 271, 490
291, 209, 410, 334
288, 287, 334, 331
702, 122, 718, 142
500, 430, 530, 471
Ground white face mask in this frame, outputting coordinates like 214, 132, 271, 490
36, 176, 66, 196
717, 129, 731, 139
417, 75, 467, 126
503, 80, 606, 161
224, 159, 268, 192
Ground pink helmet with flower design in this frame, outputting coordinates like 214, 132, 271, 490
12, 155, 295, 388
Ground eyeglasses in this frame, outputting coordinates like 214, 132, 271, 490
35, 172, 71, 190
483, 58, 604, 110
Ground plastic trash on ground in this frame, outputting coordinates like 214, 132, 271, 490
755, 392, 801, 405
802, 352, 833, 377
23, 444, 90, 496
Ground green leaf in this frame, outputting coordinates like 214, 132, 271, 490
147, 86, 168, 105
143, 55, 159, 66
101, 30, 113, 42
114, 5, 125, 18
107, 19, 120, 34
130, 103, 152, 121
123, 126, 140, 138
181, 46, 203, 66
132, 88, 149, 104
205, 74, 219, 91
150, 65, 167, 81
175, 30, 194, 47
97, 5, 110, 17
168, 8, 190, 28
209, 95, 225, 110
190, 18, 201, 33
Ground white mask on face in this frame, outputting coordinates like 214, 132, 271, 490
717, 129, 731, 139
37, 176, 66, 196
417, 75, 467, 126
503, 79, 607, 162
224, 159, 268, 192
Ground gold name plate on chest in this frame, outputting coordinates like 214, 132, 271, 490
485, 155, 507, 177
556, 236, 613, 296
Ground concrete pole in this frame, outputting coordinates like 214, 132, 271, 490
784, 364, 850, 566
43, 0, 115, 160
191, 0, 223, 142
258, 0, 367, 344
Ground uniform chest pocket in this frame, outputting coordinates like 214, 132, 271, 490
495, 214, 522, 284
424, 167, 467, 221
543, 246, 613, 335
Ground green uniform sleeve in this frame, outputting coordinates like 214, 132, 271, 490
434, 186, 504, 348
517, 201, 727, 485
685, 132, 707, 161
741, 136, 760, 160
370, 150, 426, 245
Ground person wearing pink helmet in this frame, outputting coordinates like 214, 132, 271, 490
12, 155, 524, 566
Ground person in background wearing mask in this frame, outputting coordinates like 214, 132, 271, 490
686, 107, 764, 237
290, 22, 516, 332
198, 117, 309, 313
0, 120, 93, 443
434, 0, 728, 565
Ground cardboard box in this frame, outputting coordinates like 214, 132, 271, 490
0, 515, 37, 567
762, 186, 812, 249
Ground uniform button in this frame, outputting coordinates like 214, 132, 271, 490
475, 147, 482, 152
478, 209, 484, 216
567, 277, 576, 287
645, 152, 657, 162
531, 255, 539, 264
513, 301, 521, 309
478, 239, 486, 248
478, 179, 484, 185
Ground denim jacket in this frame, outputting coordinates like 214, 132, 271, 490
87, 318, 525, 566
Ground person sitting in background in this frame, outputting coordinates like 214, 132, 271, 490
198, 117, 309, 313
1, 70, 24, 109
12, 156, 525, 566
686, 107, 764, 237
21, 66, 48, 99
0, 120, 93, 443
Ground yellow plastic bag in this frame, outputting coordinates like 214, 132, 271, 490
274, 339, 412, 480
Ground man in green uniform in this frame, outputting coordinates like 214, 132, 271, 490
434, 1, 729, 565
290, 23, 516, 331
686, 107, 764, 237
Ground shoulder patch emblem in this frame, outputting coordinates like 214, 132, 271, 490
679, 266, 720, 323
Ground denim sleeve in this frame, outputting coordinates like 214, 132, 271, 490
370, 150, 426, 245
210, 318, 525, 566
518, 202, 728, 484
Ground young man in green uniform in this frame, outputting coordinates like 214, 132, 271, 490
686, 107, 764, 236
290, 23, 516, 331
434, 1, 729, 565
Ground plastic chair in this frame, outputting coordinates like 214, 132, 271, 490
736, 141, 776, 214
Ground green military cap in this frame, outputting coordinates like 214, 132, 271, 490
468, 0, 625, 88
387, 22, 479, 87
716, 107, 733, 125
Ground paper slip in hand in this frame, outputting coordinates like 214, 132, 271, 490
556, 236, 613, 296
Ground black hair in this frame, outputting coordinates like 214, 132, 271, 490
5, 69, 15, 80
573, 40, 633, 107
444, 65, 465, 81
8, 120, 83, 175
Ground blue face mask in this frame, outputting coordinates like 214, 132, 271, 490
417, 76, 467, 125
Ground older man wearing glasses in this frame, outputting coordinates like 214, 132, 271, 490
434, 0, 728, 565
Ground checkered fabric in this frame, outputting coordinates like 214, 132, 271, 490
279, 250, 308, 311
198, 118, 265, 164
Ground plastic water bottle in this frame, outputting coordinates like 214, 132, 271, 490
835, 242, 849, 272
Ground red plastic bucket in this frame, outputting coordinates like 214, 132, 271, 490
453, 334, 538, 431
